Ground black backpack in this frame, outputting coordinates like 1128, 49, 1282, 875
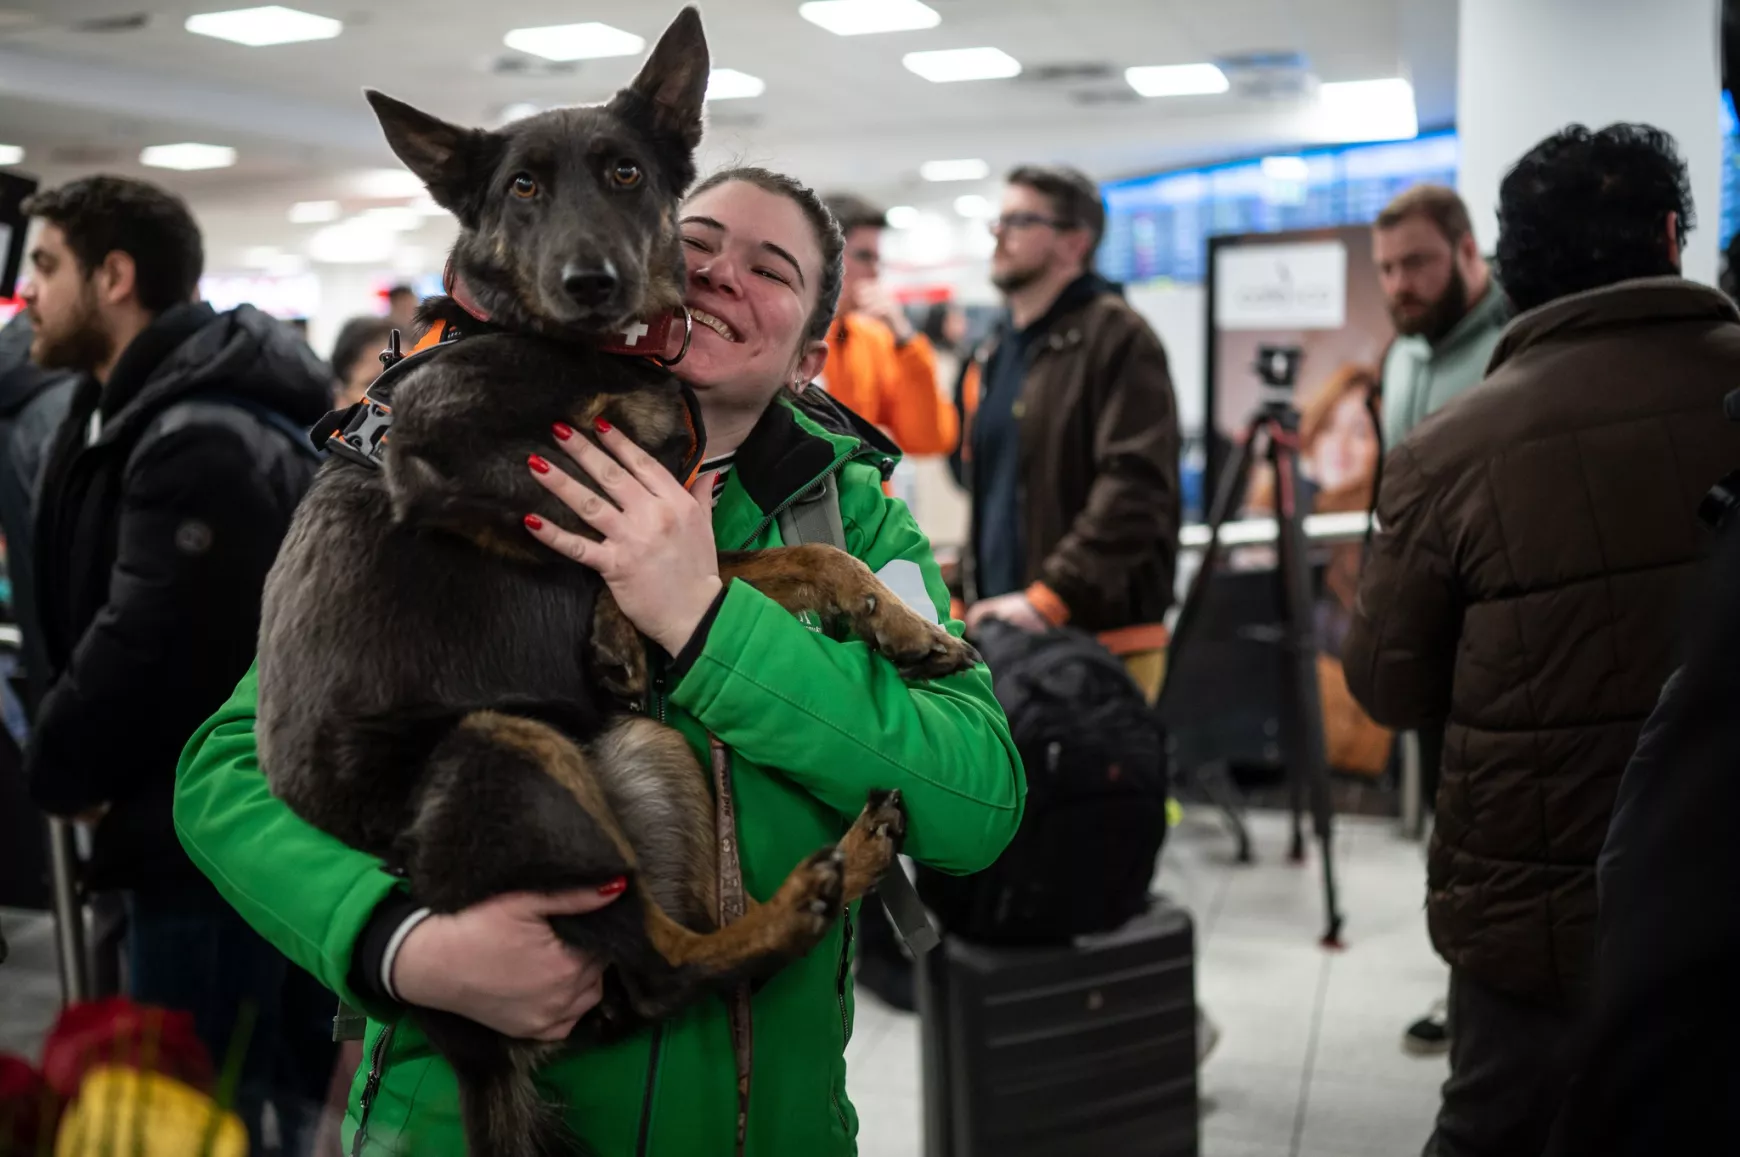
917, 621, 1170, 944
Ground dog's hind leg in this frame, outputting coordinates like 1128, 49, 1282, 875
717, 546, 979, 680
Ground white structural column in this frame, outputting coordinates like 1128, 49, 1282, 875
1457, 0, 1724, 286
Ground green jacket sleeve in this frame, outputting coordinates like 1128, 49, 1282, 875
174, 664, 404, 1019
671, 468, 1025, 874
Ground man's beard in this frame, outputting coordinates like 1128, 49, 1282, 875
30, 285, 113, 374
1390, 264, 1470, 345
991, 254, 1050, 295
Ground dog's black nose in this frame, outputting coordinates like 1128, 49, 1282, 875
562, 261, 618, 307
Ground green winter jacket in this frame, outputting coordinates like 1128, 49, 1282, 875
172, 395, 1024, 1156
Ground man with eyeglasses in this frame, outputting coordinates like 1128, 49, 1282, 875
817, 195, 957, 455
955, 165, 1180, 700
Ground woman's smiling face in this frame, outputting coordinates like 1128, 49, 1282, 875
675, 180, 829, 409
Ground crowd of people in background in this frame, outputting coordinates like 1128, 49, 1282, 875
0, 109, 1738, 1156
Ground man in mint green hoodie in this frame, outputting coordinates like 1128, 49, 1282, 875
1371, 183, 1510, 1058
1374, 184, 1510, 451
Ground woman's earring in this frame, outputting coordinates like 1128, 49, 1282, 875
789, 380, 808, 396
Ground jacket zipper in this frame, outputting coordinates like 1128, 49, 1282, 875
733, 450, 861, 550
348, 1023, 395, 1157
829, 908, 855, 1132
635, 1024, 665, 1157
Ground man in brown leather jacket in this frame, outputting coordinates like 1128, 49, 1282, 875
1344, 123, 1740, 1157
955, 164, 1180, 696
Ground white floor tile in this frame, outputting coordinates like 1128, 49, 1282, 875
1296, 1072, 1440, 1156
850, 1086, 922, 1157
1200, 1061, 1307, 1147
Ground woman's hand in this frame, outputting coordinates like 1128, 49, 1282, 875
392, 883, 624, 1041
524, 419, 723, 656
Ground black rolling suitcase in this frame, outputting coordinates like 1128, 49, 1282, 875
918, 895, 1198, 1157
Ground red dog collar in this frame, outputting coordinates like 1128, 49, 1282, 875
443, 262, 692, 365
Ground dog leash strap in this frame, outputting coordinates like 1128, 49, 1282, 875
709, 735, 753, 1156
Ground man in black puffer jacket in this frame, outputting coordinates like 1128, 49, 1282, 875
18, 175, 334, 1152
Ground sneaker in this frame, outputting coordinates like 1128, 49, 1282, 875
1402, 998, 1450, 1056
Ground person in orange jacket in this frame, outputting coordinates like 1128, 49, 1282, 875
820, 195, 959, 455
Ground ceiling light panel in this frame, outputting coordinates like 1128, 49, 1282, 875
954, 194, 994, 219
920, 158, 990, 182
504, 22, 645, 62
1125, 63, 1229, 97
885, 205, 920, 229
139, 143, 237, 170
185, 6, 342, 47
903, 47, 1020, 83
0, 145, 23, 165
706, 69, 766, 101
288, 199, 340, 223
354, 169, 426, 198
1318, 78, 1418, 142
798, 0, 941, 36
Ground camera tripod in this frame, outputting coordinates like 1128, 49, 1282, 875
1161, 361, 1345, 948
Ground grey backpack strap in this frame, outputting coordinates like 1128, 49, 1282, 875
776, 469, 938, 956
777, 471, 847, 548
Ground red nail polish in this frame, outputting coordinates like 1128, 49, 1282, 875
528, 454, 551, 474
594, 417, 613, 434
552, 422, 574, 441
523, 513, 544, 531
597, 876, 628, 896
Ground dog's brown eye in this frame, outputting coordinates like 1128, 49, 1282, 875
610, 161, 642, 189
510, 173, 538, 199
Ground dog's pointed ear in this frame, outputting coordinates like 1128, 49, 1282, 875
618, 6, 709, 148
365, 89, 494, 214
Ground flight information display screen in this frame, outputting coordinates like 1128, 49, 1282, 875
1098, 131, 1461, 287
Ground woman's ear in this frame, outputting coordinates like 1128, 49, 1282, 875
793, 339, 829, 389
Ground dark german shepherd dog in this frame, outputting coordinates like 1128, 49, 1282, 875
254, 8, 974, 1156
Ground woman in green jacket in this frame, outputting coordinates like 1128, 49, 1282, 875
173, 167, 1024, 1156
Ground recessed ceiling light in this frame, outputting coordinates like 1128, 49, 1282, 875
361, 206, 424, 232
1125, 63, 1229, 98
920, 158, 990, 182
0, 145, 23, 165
903, 47, 1020, 84
307, 220, 397, 264
1260, 155, 1309, 181
243, 245, 283, 268
185, 6, 342, 47
499, 102, 543, 124
706, 69, 766, 101
139, 142, 237, 170
798, 0, 940, 36
503, 22, 644, 62
954, 194, 994, 219
407, 196, 450, 217
288, 199, 340, 223
355, 169, 425, 198
1318, 78, 1417, 141
885, 205, 920, 229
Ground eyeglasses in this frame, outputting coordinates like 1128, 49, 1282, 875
988, 212, 1071, 237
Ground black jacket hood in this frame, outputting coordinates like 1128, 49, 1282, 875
96, 302, 332, 448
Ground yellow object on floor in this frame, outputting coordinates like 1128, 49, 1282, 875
55, 1066, 247, 1157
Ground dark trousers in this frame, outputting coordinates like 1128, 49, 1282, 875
126, 883, 337, 1156
1424, 969, 1586, 1157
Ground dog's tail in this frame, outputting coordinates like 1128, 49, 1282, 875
422, 1015, 589, 1157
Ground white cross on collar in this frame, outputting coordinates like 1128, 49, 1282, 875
621, 320, 650, 346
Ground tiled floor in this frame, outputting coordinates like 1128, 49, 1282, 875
0, 807, 1448, 1156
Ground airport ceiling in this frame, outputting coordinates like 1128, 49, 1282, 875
0, 0, 1456, 265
